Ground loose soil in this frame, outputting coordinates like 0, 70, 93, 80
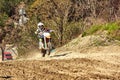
0, 45, 120, 80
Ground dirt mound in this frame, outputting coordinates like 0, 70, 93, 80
57, 35, 120, 53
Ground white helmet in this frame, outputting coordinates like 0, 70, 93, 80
37, 22, 44, 27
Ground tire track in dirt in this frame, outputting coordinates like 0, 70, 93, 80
0, 45, 120, 80
0, 56, 120, 80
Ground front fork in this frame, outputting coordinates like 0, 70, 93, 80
39, 39, 44, 49
44, 36, 47, 49
39, 37, 49, 50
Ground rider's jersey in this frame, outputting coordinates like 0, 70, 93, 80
35, 27, 52, 38
35, 27, 43, 38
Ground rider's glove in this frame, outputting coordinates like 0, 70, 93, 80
35, 31, 37, 34
50, 30, 55, 32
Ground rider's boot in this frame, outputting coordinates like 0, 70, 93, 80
41, 49, 46, 57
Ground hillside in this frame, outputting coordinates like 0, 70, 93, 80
0, 0, 120, 80
0, 0, 120, 54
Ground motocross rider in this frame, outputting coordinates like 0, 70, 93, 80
35, 22, 45, 49
35, 22, 54, 49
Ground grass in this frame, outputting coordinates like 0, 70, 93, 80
82, 25, 102, 36
82, 22, 120, 41
102, 23, 119, 33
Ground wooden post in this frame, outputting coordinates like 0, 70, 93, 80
0, 40, 5, 61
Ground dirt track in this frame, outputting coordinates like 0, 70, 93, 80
0, 48, 120, 80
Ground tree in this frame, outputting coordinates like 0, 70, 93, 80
30, 0, 80, 45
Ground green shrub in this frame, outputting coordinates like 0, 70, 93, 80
83, 22, 120, 41
83, 25, 102, 36
102, 23, 119, 33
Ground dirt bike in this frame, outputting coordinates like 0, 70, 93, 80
39, 32, 53, 57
